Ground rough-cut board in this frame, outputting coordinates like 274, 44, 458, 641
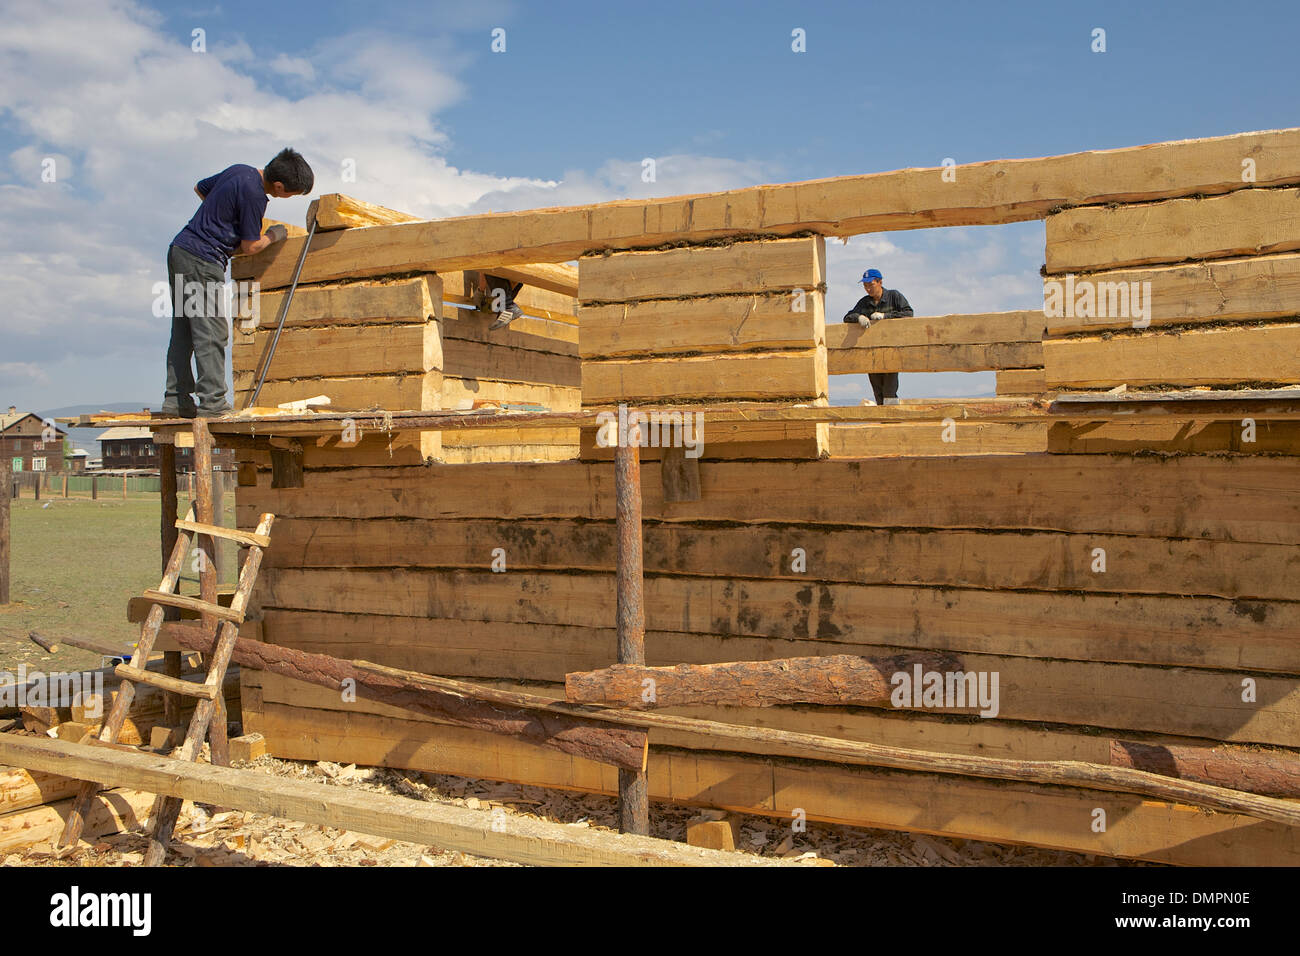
441, 311, 580, 355
828, 311, 1044, 349
583, 350, 828, 404
0, 787, 156, 854
489, 263, 580, 298
0, 736, 783, 867
252, 277, 436, 329
1044, 252, 1300, 335
1043, 323, 1300, 388
256, 605, 1300, 700
579, 237, 826, 302
233, 128, 1300, 289
234, 456, 1300, 545
234, 373, 432, 413
580, 294, 825, 358
308, 193, 420, 230
232, 323, 439, 382
996, 368, 1048, 395
254, 568, 1300, 682
1047, 419, 1300, 455
251, 515, 1300, 602
1045, 186, 1300, 274
0, 767, 82, 813
828, 341, 1042, 374
829, 421, 1047, 456
440, 338, 581, 387
248, 702, 1300, 866
578, 420, 828, 461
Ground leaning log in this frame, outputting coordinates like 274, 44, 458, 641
161, 622, 647, 772
564, 653, 960, 709
356, 664, 1300, 825
1109, 739, 1300, 800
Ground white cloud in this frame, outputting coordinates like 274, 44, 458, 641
0, 0, 1038, 412
269, 53, 315, 83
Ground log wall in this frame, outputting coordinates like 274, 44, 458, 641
230, 140, 1300, 865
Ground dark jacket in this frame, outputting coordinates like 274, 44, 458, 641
843, 288, 913, 323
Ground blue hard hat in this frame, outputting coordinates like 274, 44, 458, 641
859, 269, 883, 283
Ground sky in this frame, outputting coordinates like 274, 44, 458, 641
2, 0, 1298, 414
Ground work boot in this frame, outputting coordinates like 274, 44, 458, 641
489, 302, 524, 331
883, 397, 901, 406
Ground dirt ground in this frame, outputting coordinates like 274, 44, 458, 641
7, 752, 1147, 868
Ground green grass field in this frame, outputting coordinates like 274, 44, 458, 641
0, 494, 237, 675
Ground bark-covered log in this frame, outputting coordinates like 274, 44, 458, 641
1110, 739, 1300, 799
162, 622, 647, 772
565, 653, 962, 709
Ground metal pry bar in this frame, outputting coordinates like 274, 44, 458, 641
244, 214, 318, 409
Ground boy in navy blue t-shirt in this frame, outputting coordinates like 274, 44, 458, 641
163, 147, 313, 417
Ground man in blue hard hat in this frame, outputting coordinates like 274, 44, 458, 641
843, 268, 913, 405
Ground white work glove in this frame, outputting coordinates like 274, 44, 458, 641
871, 312, 885, 321
856, 314, 870, 328
264, 224, 289, 243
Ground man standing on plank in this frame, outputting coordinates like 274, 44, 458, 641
843, 268, 914, 405
162, 147, 314, 418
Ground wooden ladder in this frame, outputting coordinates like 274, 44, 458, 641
58, 508, 276, 865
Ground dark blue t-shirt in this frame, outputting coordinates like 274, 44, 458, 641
172, 165, 268, 268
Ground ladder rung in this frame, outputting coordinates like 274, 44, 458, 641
114, 664, 220, 700
141, 591, 245, 623
175, 519, 271, 549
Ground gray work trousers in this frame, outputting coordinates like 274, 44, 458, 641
164, 244, 231, 415
869, 372, 899, 405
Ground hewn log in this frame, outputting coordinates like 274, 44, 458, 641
565, 653, 960, 709
1109, 740, 1300, 799
161, 622, 647, 772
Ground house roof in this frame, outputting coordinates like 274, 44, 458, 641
1, 411, 66, 435
97, 426, 155, 441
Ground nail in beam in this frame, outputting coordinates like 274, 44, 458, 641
614, 421, 650, 836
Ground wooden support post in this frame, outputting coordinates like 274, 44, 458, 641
34, 473, 40, 501
0, 458, 9, 605
122, 475, 128, 499
159, 444, 182, 728
91, 475, 97, 500
614, 420, 650, 836
62, 473, 69, 498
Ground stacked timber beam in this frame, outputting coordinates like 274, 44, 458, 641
578, 236, 829, 458
826, 310, 1044, 376
230, 194, 582, 464
236, 448, 1300, 865
1042, 188, 1300, 392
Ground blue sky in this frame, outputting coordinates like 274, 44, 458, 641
2, 0, 1298, 414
